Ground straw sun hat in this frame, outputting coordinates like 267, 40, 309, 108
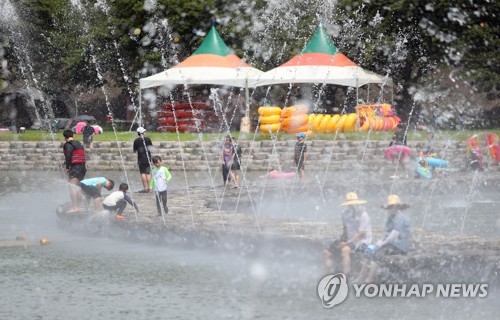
381, 194, 410, 210
340, 192, 367, 206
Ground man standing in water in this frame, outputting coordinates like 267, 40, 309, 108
133, 126, 153, 192
294, 132, 307, 184
63, 129, 86, 213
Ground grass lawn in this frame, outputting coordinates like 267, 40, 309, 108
0, 129, 498, 142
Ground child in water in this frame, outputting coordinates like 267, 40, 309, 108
150, 155, 172, 216
102, 183, 139, 219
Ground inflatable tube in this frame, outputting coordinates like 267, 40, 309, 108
281, 114, 308, 128
284, 124, 309, 134
416, 163, 432, 179
416, 157, 449, 168
282, 105, 308, 118
336, 114, 348, 133
358, 118, 370, 131
391, 116, 401, 130
317, 115, 332, 133
325, 114, 341, 133
259, 115, 281, 124
157, 124, 200, 133
259, 123, 281, 134
162, 102, 212, 111
312, 114, 325, 131
258, 106, 282, 116
308, 114, 316, 125
376, 117, 385, 131
157, 118, 206, 126
385, 145, 411, 160
157, 109, 216, 119
344, 113, 357, 132
268, 171, 296, 179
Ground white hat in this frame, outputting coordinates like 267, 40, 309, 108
137, 127, 146, 134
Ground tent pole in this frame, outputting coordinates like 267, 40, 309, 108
139, 89, 142, 127
355, 79, 359, 105
245, 79, 249, 118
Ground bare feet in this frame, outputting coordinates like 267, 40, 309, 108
66, 208, 80, 214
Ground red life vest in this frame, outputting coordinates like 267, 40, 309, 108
65, 140, 86, 164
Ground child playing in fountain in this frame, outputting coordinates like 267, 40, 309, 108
103, 183, 139, 219
230, 138, 242, 188
387, 123, 410, 178
220, 135, 234, 187
79, 177, 114, 212
294, 132, 307, 184
150, 155, 172, 216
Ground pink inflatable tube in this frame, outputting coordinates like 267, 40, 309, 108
267, 171, 296, 179
385, 145, 411, 160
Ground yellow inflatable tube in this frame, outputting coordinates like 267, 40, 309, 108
336, 114, 348, 132
259, 115, 281, 124
258, 106, 281, 116
325, 114, 341, 133
259, 123, 281, 134
312, 114, 325, 131
344, 113, 358, 132
318, 115, 332, 133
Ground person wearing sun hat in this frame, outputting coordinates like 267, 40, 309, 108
324, 192, 372, 275
294, 132, 308, 184
356, 194, 411, 283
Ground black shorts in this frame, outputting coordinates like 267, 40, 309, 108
372, 244, 406, 261
231, 162, 241, 171
326, 239, 362, 259
138, 163, 151, 174
79, 183, 101, 199
69, 164, 86, 181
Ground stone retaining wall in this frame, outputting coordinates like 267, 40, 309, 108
0, 140, 496, 172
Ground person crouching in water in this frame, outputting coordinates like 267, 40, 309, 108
102, 183, 139, 219
355, 194, 411, 283
79, 177, 114, 212
150, 155, 172, 216
324, 192, 372, 276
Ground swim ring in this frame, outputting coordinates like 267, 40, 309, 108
385, 145, 411, 160
416, 157, 448, 168
415, 162, 432, 179
267, 171, 296, 179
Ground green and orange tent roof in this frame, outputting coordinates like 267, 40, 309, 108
280, 25, 358, 67
174, 26, 251, 68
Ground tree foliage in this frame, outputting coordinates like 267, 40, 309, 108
1, 0, 498, 125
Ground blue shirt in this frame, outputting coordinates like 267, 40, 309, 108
80, 177, 107, 187
383, 211, 411, 252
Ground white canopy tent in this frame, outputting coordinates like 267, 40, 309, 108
135, 26, 264, 128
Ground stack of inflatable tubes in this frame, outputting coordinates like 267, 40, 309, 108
358, 116, 400, 131
484, 133, 500, 162
258, 106, 282, 134
308, 113, 357, 133
281, 105, 310, 134
156, 101, 214, 133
